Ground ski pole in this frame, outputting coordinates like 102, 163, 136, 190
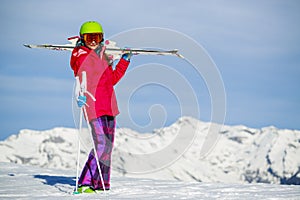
81, 71, 106, 194
73, 109, 82, 194
73, 76, 83, 194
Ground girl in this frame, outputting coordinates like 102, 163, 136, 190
70, 21, 131, 193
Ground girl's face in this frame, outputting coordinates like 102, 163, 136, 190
83, 33, 103, 50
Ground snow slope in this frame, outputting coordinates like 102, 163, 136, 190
0, 116, 299, 185
0, 162, 299, 200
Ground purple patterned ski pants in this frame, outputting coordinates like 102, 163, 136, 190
78, 115, 115, 190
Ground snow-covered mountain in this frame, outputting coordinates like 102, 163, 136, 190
1, 116, 299, 185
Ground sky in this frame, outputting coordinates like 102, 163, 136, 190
0, 0, 299, 140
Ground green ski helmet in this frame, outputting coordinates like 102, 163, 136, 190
80, 21, 104, 35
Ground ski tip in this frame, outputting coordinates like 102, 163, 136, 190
177, 54, 185, 59
23, 44, 31, 48
172, 49, 184, 59
175, 52, 185, 59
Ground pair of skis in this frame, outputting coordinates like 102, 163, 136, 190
24, 36, 184, 61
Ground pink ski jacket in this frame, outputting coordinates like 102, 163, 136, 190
70, 45, 129, 120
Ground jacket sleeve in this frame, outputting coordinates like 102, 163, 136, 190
112, 58, 130, 85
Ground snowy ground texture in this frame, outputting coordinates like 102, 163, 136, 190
1, 162, 300, 200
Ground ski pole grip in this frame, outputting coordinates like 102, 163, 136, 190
81, 71, 87, 93
75, 76, 82, 96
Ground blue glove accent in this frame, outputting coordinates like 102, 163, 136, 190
122, 49, 132, 61
77, 95, 87, 108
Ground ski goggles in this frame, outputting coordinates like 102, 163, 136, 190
82, 33, 103, 44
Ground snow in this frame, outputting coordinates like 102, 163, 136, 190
0, 116, 300, 199
1, 162, 299, 200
